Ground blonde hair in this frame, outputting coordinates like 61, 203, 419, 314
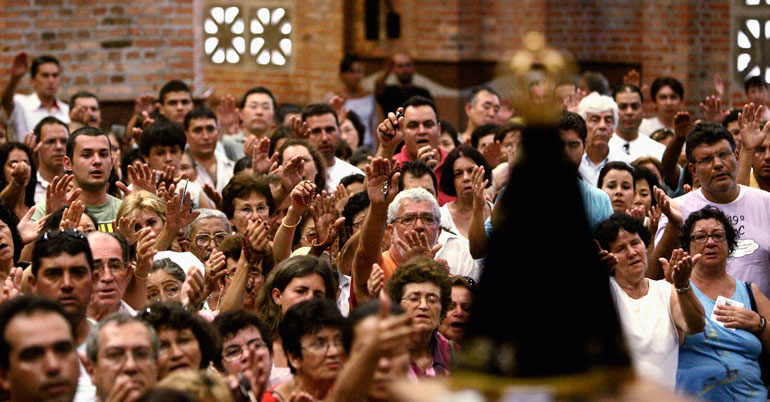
117, 190, 167, 222
157, 370, 233, 402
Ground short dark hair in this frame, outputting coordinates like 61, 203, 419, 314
402, 96, 439, 121
276, 103, 303, 125
301, 103, 338, 126
342, 299, 404, 354
0, 295, 75, 370
685, 122, 736, 163
594, 213, 651, 253
138, 301, 220, 370
159, 80, 191, 105
745, 75, 768, 93
557, 110, 587, 143
183, 106, 217, 131
0, 142, 37, 208
494, 121, 524, 143
722, 108, 742, 129
240, 87, 277, 114
31, 229, 93, 276
339, 54, 361, 73
633, 165, 660, 208
581, 71, 611, 95
140, 118, 187, 157
470, 124, 499, 149
612, 84, 644, 103
278, 298, 344, 374
213, 309, 273, 370
339, 173, 364, 189
341, 191, 369, 232
679, 205, 738, 255
386, 256, 452, 320
33, 116, 69, 143
69, 91, 99, 108
221, 172, 276, 218
650, 77, 684, 101
439, 146, 492, 196
30, 55, 60, 78
467, 86, 499, 104
597, 161, 635, 190
440, 120, 460, 147
67, 126, 110, 159
398, 159, 438, 194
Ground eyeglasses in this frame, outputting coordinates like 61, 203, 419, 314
694, 151, 734, 166
194, 231, 228, 248
147, 284, 181, 301
392, 213, 438, 226
302, 336, 344, 354
401, 292, 441, 307
462, 276, 476, 287
222, 338, 269, 361
690, 232, 727, 244
40, 229, 87, 242
100, 347, 154, 366
235, 205, 269, 217
93, 258, 128, 275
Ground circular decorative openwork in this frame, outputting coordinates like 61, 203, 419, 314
250, 7, 292, 66
204, 6, 246, 64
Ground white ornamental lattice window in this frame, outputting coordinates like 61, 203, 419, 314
733, 1, 770, 83
203, 5, 292, 67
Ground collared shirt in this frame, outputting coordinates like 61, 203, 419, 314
193, 151, 235, 194
9, 92, 70, 141
578, 149, 632, 187
34, 171, 50, 204
407, 331, 452, 378
608, 132, 666, 162
393, 146, 455, 205
638, 116, 668, 137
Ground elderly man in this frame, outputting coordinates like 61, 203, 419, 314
85, 314, 158, 402
577, 92, 632, 187
460, 86, 501, 143
86, 232, 140, 321
0, 296, 81, 402
186, 209, 231, 263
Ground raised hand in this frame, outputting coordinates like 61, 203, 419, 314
243, 219, 270, 266
10, 52, 29, 79
46, 175, 81, 215
0, 267, 23, 305
251, 137, 278, 175
180, 266, 206, 308
623, 69, 641, 87
654, 186, 683, 226
289, 115, 311, 139
482, 140, 504, 168
156, 182, 176, 204
133, 94, 155, 116
661, 248, 701, 287
201, 183, 222, 209
117, 162, 158, 196
290, 180, 316, 213
280, 155, 305, 192
364, 157, 400, 206
417, 145, 440, 170
204, 249, 227, 295
134, 227, 157, 278
739, 102, 770, 152
594, 239, 618, 275
625, 206, 646, 223
112, 216, 139, 246
367, 263, 385, 297
329, 95, 346, 118
334, 183, 350, 214
700, 95, 725, 123
471, 165, 488, 210
564, 88, 588, 113
376, 107, 405, 149
17, 206, 40, 244
22, 131, 40, 154
310, 191, 337, 245
673, 111, 693, 140
166, 191, 200, 232
140, 110, 156, 128
714, 72, 725, 98
647, 205, 662, 235
396, 230, 442, 262
216, 94, 241, 135
158, 165, 179, 188
10, 158, 30, 187
59, 200, 85, 231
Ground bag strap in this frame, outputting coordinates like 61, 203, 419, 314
747, 281, 758, 313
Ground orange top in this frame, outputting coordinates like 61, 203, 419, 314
350, 250, 398, 309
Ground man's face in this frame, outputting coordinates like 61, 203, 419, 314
74, 97, 102, 127
32, 252, 92, 324
160, 91, 193, 124
403, 105, 440, 160
401, 173, 437, 196
38, 123, 68, 172
64, 135, 112, 192
747, 85, 769, 106
726, 120, 742, 152
87, 321, 158, 402
392, 54, 415, 85
189, 217, 230, 262
231, 192, 269, 234
559, 129, 584, 167
32, 62, 61, 99
653, 86, 682, 120
220, 326, 272, 378
89, 235, 129, 312
689, 139, 738, 196
585, 111, 614, 150
553, 83, 576, 109
186, 117, 218, 158
466, 90, 501, 129
0, 312, 79, 402
146, 145, 182, 172
388, 199, 440, 258
753, 136, 770, 181
340, 61, 362, 88
240, 93, 275, 135
306, 113, 339, 164
615, 91, 643, 135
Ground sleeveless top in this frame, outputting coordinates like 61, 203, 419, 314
676, 279, 767, 401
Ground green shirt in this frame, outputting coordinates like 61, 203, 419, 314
31, 194, 123, 232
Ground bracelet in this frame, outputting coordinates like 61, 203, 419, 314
758, 315, 767, 334
281, 216, 300, 228
675, 283, 690, 293
133, 268, 149, 280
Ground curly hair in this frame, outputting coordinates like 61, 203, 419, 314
593, 213, 651, 251
386, 256, 452, 320
220, 172, 276, 219
679, 205, 738, 256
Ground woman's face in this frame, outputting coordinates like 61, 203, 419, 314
399, 282, 442, 334
156, 327, 202, 379
300, 220, 317, 249
0, 220, 14, 263
339, 119, 360, 150
179, 152, 197, 182
633, 178, 653, 213
689, 218, 729, 268
452, 156, 477, 200
290, 327, 345, 385
282, 145, 318, 184
438, 132, 456, 154
133, 209, 165, 237
274, 273, 327, 314
439, 285, 472, 342
79, 214, 97, 233
4, 148, 30, 186
146, 270, 183, 303
601, 169, 634, 213
608, 229, 647, 280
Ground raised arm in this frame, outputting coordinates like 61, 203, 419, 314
662, 112, 691, 189
272, 180, 315, 262
374, 107, 405, 159
124, 227, 156, 310
649, 187, 683, 281
736, 103, 770, 185
666, 250, 705, 335
219, 219, 269, 313
468, 165, 490, 259
1, 53, 28, 115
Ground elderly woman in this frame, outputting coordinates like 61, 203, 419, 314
146, 258, 186, 303
675, 206, 770, 401
386, 256, 452, 377
138, 301, 219, 380
598, 161, 635, 214
438, 276, 474, 345
594, 213, 705, 388
0, 142, 37, 221
255, 255, 338, 387
263, 299, 345, 401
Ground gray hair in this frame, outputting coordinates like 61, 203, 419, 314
387, 187, 441, 224
150, 258, 185, 282
86, 312, 159, 363
577, 92, 618, 130
184, 209, 231, 240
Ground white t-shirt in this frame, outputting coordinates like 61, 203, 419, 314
608, 133, 666, 162
9, 92, 70, 141
609, 277, 679, 388
638, 116, 667, 137
655, 186, 770, 295
438, 202, 485, 280
326, 157, 364, 192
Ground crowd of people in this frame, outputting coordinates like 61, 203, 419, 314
1, 47, 770, 402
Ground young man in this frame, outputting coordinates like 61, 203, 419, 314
32, 116, 69, 204
744, 76, 770, 122
0, 296, 81, 402
223, 86, 278, 161
157, 80, 194, 124
302, 103, 363, 191
638, 77, 684, 137
608, 84, 666, 162
31, 126, 122, 231
461, 86, 501, 143
185, 106, 234, 193
68, 91, 102, 131
2, 52, 70, 140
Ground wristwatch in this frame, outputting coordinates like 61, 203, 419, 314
757, 315, 767, 334
675, 283, 690, 293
